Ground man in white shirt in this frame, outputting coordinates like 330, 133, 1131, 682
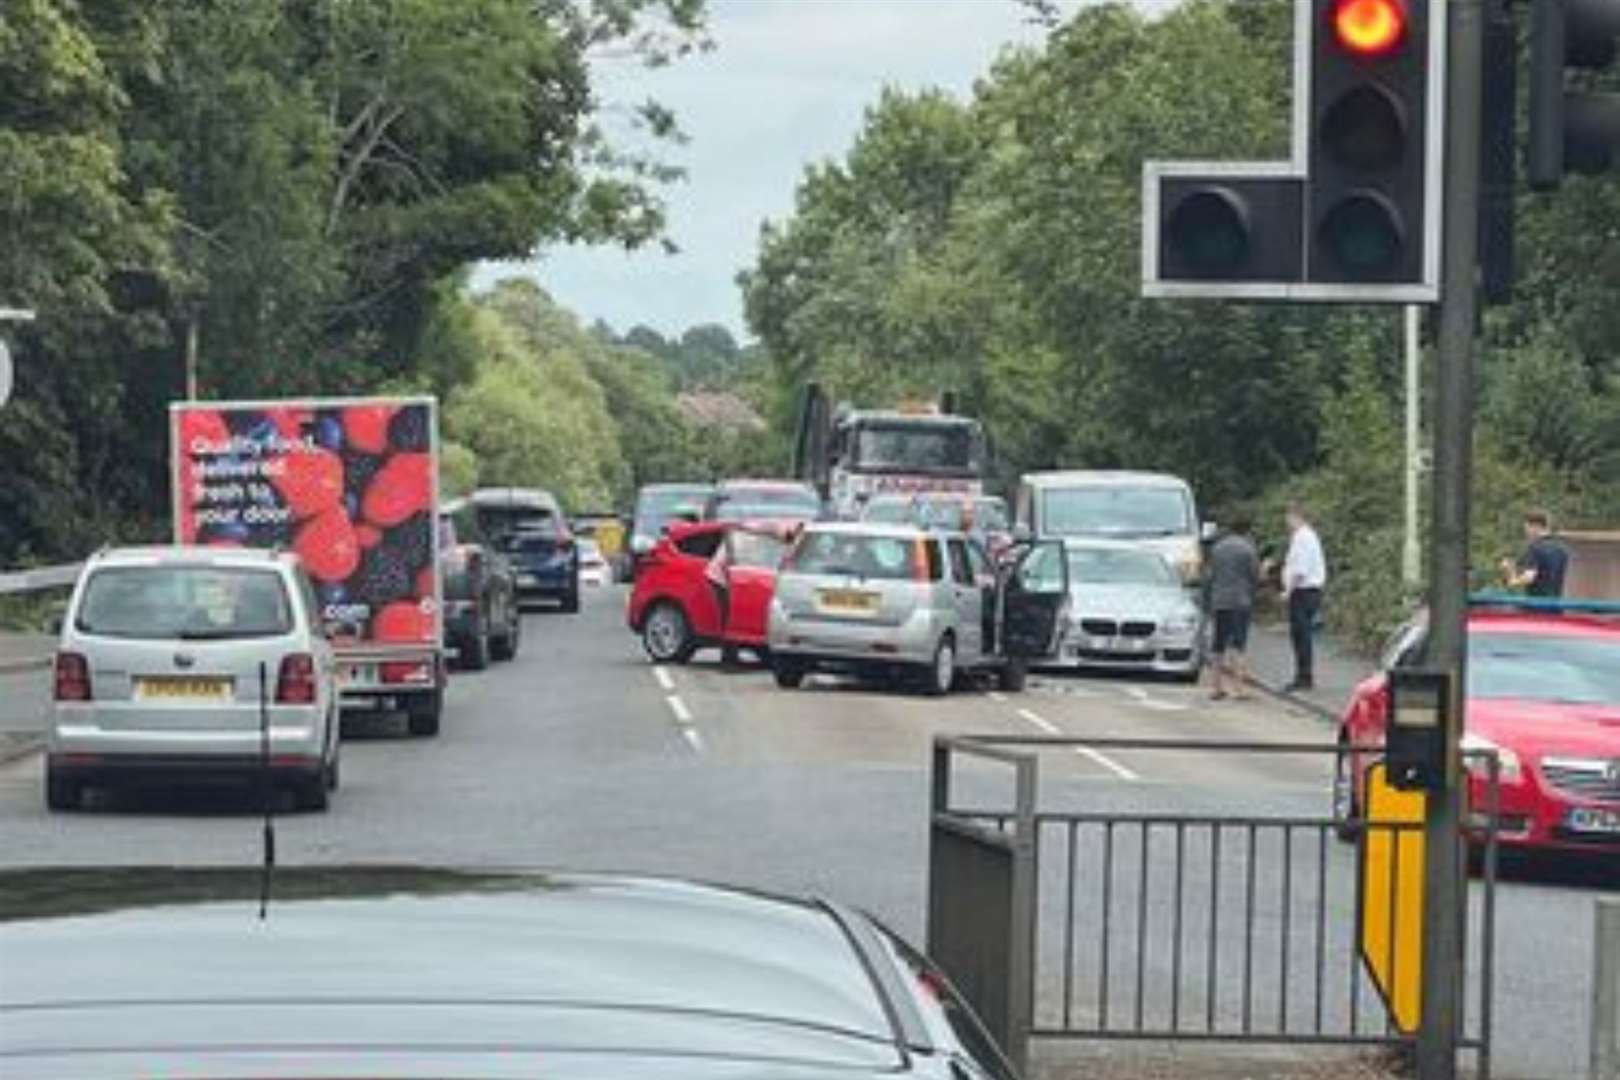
1281, 502, 1327, 691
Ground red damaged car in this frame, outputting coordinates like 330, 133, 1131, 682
1336, 595, 1620, 858
628, 521, 797, 664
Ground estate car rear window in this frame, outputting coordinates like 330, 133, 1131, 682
789, 532, 924, 581
76, 566, 294, 640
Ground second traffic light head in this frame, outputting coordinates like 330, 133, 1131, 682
1529, 0, 1620, 190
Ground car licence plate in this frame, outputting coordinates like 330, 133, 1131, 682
817, 588, 880, 615
134, 677, 232, 702
1565, 807, 1620, 834
517, 573, 539, 587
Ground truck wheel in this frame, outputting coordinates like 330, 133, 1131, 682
45, 768, 83, 812
407, 690, 443, 737
292, 774, 330, 812
460, 621, 490, 672
773, 661, 806, 689
998, 658, 1028, 693
561, 587, 581, 614
491, 604, 520, 662
642, 602, 695, 664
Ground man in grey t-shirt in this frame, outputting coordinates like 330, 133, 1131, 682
1205, 514, 1260, 701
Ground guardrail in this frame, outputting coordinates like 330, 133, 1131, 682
0, 562, 81, 595
1597, 899, 1620, 1080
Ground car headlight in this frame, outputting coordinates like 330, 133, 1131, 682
1161, 611, 1200, 635
1176, 555, 1202, 584
1460, 732, 1522, 784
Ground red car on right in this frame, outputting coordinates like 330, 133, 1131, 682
1336, 595, 1620, 858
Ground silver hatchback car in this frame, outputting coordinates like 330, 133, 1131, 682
45, 547, 340, 812
767, 523, 1068, 694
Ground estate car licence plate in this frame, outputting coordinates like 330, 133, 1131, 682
134, 677, 232, 701
1565, 807, 1620, 835
817, 588, 880, 615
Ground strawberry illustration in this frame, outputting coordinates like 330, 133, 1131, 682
375, 600, 433, 643
177, 409, 231, 456
270, 447, 344, 519
362, 452, 433, 528
294, 506, 361, 583
343, 404, 397, 455
265, 407, 314, 441
356, 524, 384, 549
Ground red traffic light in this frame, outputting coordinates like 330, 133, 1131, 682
1331, 0, 1408, 57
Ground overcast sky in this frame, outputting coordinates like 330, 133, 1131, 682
470, 0, 1073, 341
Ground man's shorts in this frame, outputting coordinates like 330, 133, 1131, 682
1213, 607, 1252, 654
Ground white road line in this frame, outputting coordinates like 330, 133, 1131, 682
1017, 707, 1061, 734
652, 666, 675, 692
1123, 686, 1188, 713
988, 691, 1008, 703
1016, 707, 1141, 782
681, 727, 705, 752
666, 694, 693, 725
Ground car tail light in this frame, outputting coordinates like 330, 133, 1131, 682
275, 653, 318, 704
381, 660, 433, 685
54, 652, 91, 702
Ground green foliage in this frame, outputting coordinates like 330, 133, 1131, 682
0, 0, 708, 564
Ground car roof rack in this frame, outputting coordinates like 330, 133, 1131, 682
1467, 591, 1620, 616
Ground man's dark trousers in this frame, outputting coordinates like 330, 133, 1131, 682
1288, 588, 1322, 688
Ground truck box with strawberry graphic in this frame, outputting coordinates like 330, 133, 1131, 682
169, 397, 447, 734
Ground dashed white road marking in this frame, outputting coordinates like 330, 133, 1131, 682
1015, 707, 1141, 782
652, 666, 675, 692
1122, 686, 1188, 713
1017, 707, 1061, 734
988, 691, 1008, 703
666, 694, 693, 725
681, 727, 705, 752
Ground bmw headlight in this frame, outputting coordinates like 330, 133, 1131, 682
1161, 610, 1200, 635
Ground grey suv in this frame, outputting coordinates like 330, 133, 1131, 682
45, 547, 340, 812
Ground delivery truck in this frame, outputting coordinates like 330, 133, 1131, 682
169, 396, 447, 734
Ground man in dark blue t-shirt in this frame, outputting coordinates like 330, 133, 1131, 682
1501, 509, 1569, 597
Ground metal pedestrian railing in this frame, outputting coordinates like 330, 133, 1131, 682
927, 735, 1499, 1078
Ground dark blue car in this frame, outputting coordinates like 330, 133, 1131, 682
469, 487, 580, 614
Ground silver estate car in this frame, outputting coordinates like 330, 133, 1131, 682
1053, 540, 1206, 680
767, 522, 1068, 694
45, 547, 340, 812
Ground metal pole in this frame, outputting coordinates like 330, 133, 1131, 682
185, 314, 199, 401
1403, 305, 1423, 590
1418, 0, 1484, 1076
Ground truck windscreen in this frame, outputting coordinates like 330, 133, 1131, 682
853, 423, 982, 474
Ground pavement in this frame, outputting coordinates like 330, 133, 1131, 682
1243, 619, 1370, 725
0, 592, 1607, 1079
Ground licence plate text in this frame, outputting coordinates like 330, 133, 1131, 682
134, 677, 232, 701
1566, 807, 1620, 835
817, 588, 880, 614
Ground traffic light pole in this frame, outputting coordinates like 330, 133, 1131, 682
1418, 0, 1484, 1076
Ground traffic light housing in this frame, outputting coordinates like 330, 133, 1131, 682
1143, 0, 1445, 302
1528, 0, 1620, 191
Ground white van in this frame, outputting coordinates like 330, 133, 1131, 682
1015, 470, 1210, 586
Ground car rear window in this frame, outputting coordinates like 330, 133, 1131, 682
478, 507, 557, 543
788, 532, 921, 581
1468, 631, 1620, 706
76, 566, 294, 640
730, 531, 788, 569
